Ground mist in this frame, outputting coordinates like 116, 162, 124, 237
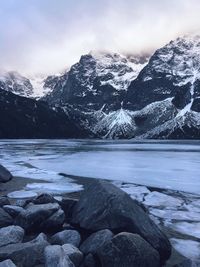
0, 0, 200, 76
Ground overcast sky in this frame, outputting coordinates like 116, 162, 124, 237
0, 0, 200, 75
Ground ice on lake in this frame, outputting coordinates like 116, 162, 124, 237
0, 139, 200, 194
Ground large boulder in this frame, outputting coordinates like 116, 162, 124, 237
0, 226, 24, 247
0, 233, 49, 267
97, 232, 160, 267
0, 260, 16, 267
0, 208, 13, 227
71, 180, 171, 263
51, 230, 81, 247
0, 165, 12, 183
62, 244, 83, 266
15, 203, 64, 232
44, 245, 75, 267
80, 229, 113, 255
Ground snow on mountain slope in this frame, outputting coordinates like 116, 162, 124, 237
43, 52, 149, 110
140, 110, 200, 139
141, 35, 200, 86
91, 52, 147, 90
78, 98, 177, 139
0, 71, 34, 97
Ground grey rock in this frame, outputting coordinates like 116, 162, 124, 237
0, 165, 12, 183
15, 199, 28, 208
0, 226, 24, 247
0, 197, 10, 207
3, 205, 24, 218
173, 259, 200, 267
83, 254, 97, 267
80, 229, 113, 255
15, 203, 60, 232
33, 193, 56, 205
62, 244, 83, 266
72, 180, 171, 263
40, 209, 65, 232
59, 197, 78, 221
0, 260, 16, 267
0, 233, 49, 267
51, 230, 81, 247
97, 232, 160, 267
44, 245, 75, 267
0, 208, 13, 227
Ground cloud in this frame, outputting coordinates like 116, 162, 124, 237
0, 0, 200, 75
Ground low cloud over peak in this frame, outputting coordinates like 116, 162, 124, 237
1, 0, 200, 75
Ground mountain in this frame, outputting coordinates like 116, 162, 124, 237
0, 89, 90, 138
0, 71, 34, 98
44, 36, 200, 139
1, 35, 200, 139
44, 52, 148, 111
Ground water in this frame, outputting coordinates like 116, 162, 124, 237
0, 139, 200, 194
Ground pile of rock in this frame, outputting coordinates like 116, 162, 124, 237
0, 175, 174, 267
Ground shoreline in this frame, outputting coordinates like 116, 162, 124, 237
1, 174, 200, 265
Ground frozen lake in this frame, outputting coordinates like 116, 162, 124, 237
0, 139, 200, 194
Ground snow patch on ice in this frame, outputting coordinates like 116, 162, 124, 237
166, 221, 200, 239
143, 191, 183, 208
8, 190, 38, 199
170, 238, 200, 261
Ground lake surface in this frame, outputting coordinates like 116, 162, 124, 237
0, 139, 200, 194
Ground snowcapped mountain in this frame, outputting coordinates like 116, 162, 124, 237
44, 52, 148, 111
59, 35, 200, 139
1, 35, 200, 139
0, 71, 34, 98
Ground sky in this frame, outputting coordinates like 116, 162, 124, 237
0, 0, 200, 76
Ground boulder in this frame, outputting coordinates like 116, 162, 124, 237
0, 208, 13, 227
83, 254, 98, 267
0, 233, 49, 267
62, 244, 83, 266
40, 209, 65, 232
51, 230, 81, 247
72, 180, 171, 263
3, 205, 24, 218
15, 203, 61, 232
0, 226, 24, 247
44, 245, 75, 267
0, 197, 10, 207
0, 165, 12, 183
15, 199, 28, 208
59, 197, 78, 221
80, 229, 113, 255
0, 260, 16, 267
33, 193, 56, 205
97, 232, 160, 267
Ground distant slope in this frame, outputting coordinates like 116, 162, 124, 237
0, 89, 90, 138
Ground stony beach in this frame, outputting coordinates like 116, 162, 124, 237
0, 164, 200, 267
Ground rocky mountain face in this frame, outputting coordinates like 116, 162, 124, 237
1, 35, 200, 139
0, 71, 34, 98
44, 52, 147, 111
43, 36, 200, 139
0, 89, 89, 138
